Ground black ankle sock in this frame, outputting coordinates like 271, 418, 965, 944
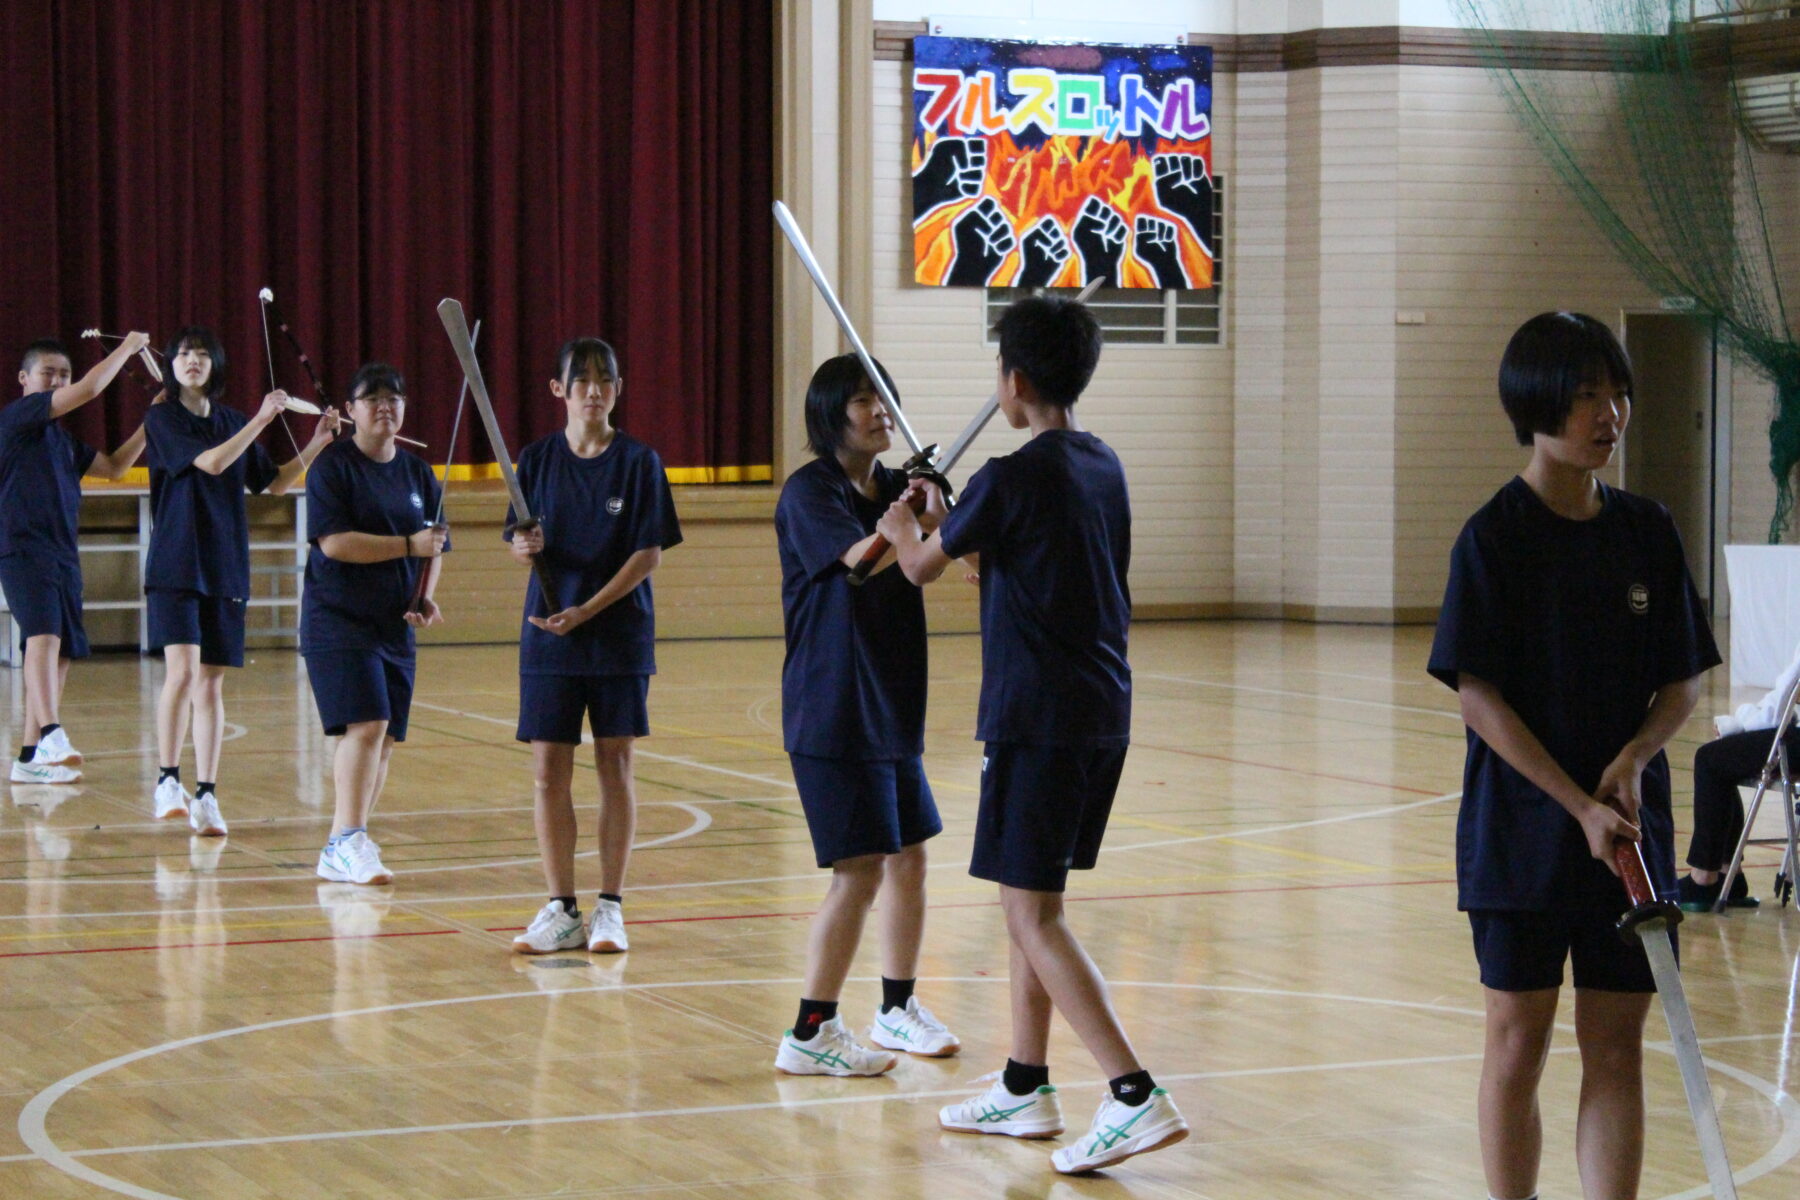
792, 998, 838, 1041
880, 976, 915, 1013
195, 781, 215, 798
598, 892, 622, 906
552, 895, 579, 915
18, 746, 34, 764
39, 723, 59, 737
1109, 1069, 1156, 1106
1004, 1059, 1050, 1095
159, 766, 180, 784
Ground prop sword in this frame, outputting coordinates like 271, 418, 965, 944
1613, 839, 1739, 1199
408, 318, 479, 614
841, 277, 1106, 585
436, 298, 554, 611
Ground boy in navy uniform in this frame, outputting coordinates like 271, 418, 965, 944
2, 334, 154, 784
880, 297, 1187, 1173
1428, 312, 1719, 1200
770, 353, 958, 1078
504, 338, 682, 956
144, 326, 338, 834
302, 363, 447, 886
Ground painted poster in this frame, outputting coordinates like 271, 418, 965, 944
911, 37, 1212, 289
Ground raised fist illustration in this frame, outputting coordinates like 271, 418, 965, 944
1134, 216, 1189, 289
1071, 196, 1127, 287
1017, 217, 1071, 288
913, 137, 987, 221
1153, 153, 1213, 251
946, 197, 1016, 287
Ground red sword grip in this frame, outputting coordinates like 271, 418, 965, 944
847, 488, 927, 587
1613, 836, 1684, 944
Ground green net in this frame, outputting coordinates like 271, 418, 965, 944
1455, 1, 1800, 540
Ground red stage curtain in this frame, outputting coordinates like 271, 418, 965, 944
0, 0, 773, 481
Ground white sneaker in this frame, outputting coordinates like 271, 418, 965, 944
34, 727, 80, 765
774, 1016, 897, 1077
938, 1071, 1064, 1138
868, 996, 960, 1057
514, 900, 587, 954
587, 898, 629, 953
154, 776, 191, 820
11, 759, 80, 784
1050, 1089, 1189, 1175
315, 831, 393, 885
189, 792, 227, 837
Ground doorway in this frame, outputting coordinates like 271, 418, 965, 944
1621, 312, 1719, 614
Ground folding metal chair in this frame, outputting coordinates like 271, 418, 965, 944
1715, 672, 1800, 912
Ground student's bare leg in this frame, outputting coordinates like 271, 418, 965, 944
593, 736, 637, 896
1573, 988, 1651, 1200
21, 634, 61, 744
877, 841, 928, 980
531, 741, 578, 897
999, 884, 1140, 1079
191, 665, 227, 782
802, 853, 884, 1001
155, 645, 198, 769
1009, 937, 1054, 1066
331, 722, 389, 835
1479, 986, 1559, 1200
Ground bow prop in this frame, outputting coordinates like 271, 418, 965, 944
258, 287, 424, 449
81, 328, 166, 398
408, 317, 479, 615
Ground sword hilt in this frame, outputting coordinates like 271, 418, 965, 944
508, 517, 557, 618
1614, 838, 1683, 945
406, 523, 446, 615
847, 488, 927, 587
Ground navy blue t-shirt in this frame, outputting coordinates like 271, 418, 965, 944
506, 431, 683, 676
145, 401, 280, 598
776, 456, 927, 760
937, 429, 1132, 746
1428, 477, 1720, 912
301, 439, 446, 658
0, 392, 98, 577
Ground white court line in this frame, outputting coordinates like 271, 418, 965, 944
79, 723, 249, 760
0, 802, 712, 886
1136, 672, 1465, 722
15, 978, 1795, 1200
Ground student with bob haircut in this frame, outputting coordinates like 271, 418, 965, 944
1428, 311, 1719, 1200
880, 296, 1188, 1173
302, 362, 447, 886
3, 334, 154, 785
505, 337, 682, 956
144, 326, 339, 835
770, 351, 960, 1077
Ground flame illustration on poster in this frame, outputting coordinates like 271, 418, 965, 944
911, 36, 1213, 290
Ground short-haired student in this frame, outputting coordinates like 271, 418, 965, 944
880, 297, 1188, 1174
769, 353, 960, 1077
2, 334, 154, 785
302, 362, 447, 886
144, 326, 338, 835
1428, 312, 1719, 1200
505, 338, 682, 956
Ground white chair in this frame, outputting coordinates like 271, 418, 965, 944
1716, 672, 1800, 912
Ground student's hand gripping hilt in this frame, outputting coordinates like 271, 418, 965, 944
406, 525, 444, 616
847, 450, 954, 588
1613, 838, 1683, 946
510, 517, 557, 617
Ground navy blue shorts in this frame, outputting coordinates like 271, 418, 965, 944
789, 754, 942, 868
1468, 906, 1668, 993
304, 650, 417, 741
0, 556, 87, 658
970, 742, 1128, 893
516, 673, 650, 743
147, 589, 247, 667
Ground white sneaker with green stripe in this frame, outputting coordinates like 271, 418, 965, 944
773, 1016, 896, 1077
868, 996, 960, 1057
938, 1072, 1064, 1138
1050, 1088, 1188, 1174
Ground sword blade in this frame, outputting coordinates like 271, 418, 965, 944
1641, 926, 1739, 1199
772, 200, 925, 458
937, 393, 999, 477
436, 299, 530, 522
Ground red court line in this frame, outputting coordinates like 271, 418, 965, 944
1130, 742, 1447, 797
0, 928, 457, 960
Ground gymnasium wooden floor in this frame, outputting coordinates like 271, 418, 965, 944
0, 621, 1795, 1199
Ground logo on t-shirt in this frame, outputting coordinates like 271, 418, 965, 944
410, 492, 423, 511
606, 497, 624, 515
1629, 583, 1649, 614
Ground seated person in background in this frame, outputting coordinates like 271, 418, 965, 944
1680, 641, 1800, 911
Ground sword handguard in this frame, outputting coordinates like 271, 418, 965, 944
1614, 838, 1683, 945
